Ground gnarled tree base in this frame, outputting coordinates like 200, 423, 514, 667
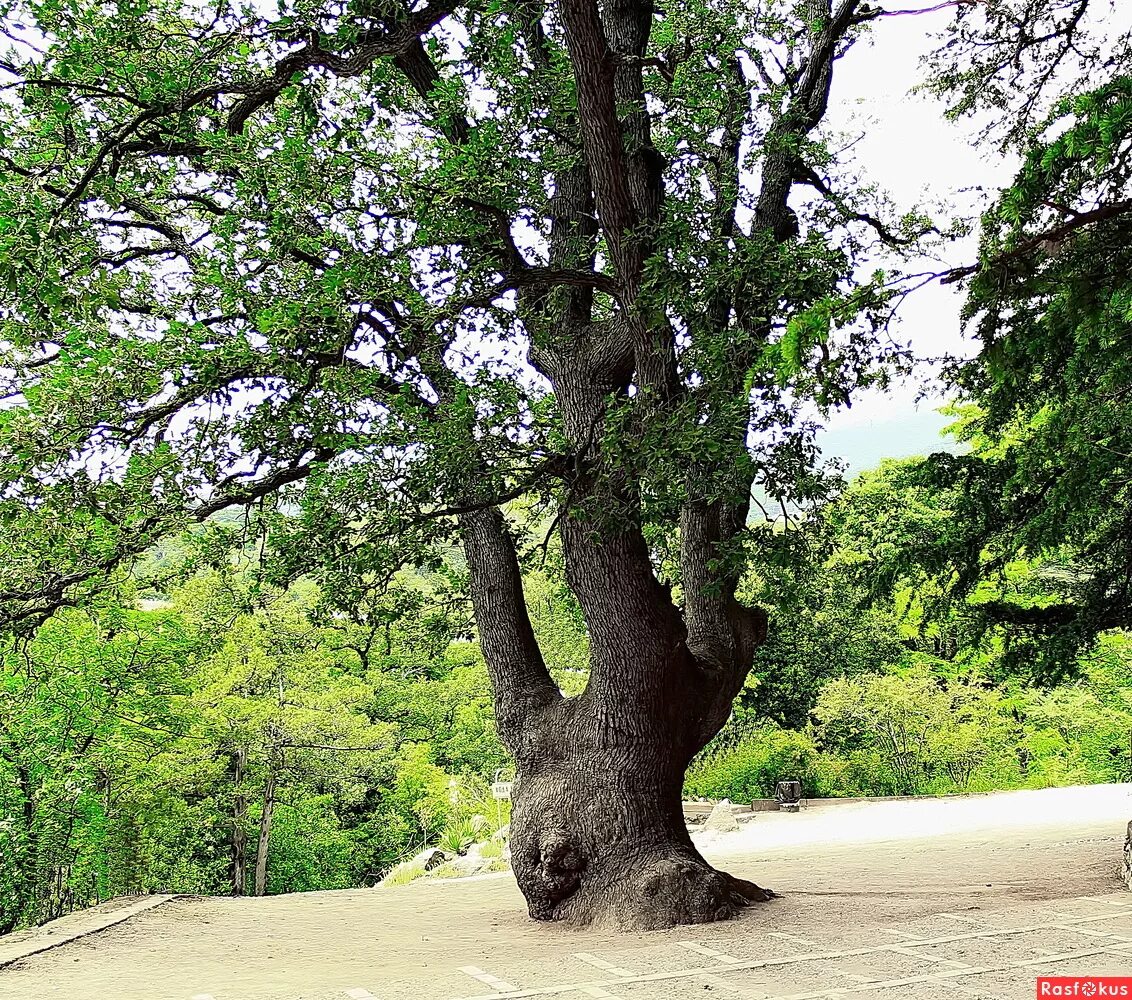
509, 759, 776, 930
560, 850, 775, 931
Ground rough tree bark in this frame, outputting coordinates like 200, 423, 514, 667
461, 504, 769, 930
454, 0, 861, 930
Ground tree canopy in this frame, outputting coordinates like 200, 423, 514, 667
0, 0, 917, 631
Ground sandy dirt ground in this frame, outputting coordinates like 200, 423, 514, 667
3, 784, 1132, 1000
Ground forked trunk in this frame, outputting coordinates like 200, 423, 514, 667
460, 484, 772, 929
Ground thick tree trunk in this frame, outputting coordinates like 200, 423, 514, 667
508, 691, 773, 930
461, 503, 771, 928
460, 430, 773, 930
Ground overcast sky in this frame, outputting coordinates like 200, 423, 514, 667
814, 9, 1016, 476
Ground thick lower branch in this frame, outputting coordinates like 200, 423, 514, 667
459, 507, 560, 755
559, 510, 687, 685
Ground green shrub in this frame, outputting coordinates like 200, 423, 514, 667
812, 667, 1016, 796
438, 817, 485, 856
479, 839, 504, 860
685, 727, 819, 801
379, 858, 427, 887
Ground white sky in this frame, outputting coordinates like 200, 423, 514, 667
816, 10, 1016, 474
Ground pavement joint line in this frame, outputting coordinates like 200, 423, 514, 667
768, 932, 819, 947
577, 988, 619, 999
344, 990, 377, 999
1052, 911, 1102, 921
573, 953, 634, 977
822, 943, 978, 1000
1005, 942, 1132, 967
767, 962, 1020, 1000
884, 944, 972, 969
459, 965, 518, 992
878, 929, 925, 941
1054, 923, 1132, 943
446, 912, 1132, 1000
937, 913, 992, 926
1087, 897, 1132, 908
676, 941, 741, 963
676, 943, 773, 994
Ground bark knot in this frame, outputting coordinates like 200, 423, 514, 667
524, 827, 586, 920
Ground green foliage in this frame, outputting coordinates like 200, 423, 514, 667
686, 726, 819, 802
690, 627, 1132, 803
522, 568, 589, 692
812, 667, 1012, 796
264, 798, 355, 895
925, 1, 1128, 149
438, 815, 489, 857
854, 72, 1132, 678
377, 857, 428, 888
5, 482, 1132, 933
0, 0, 1127, 926
0, 568, 510, 932
0, 0, 911, 635
743, 576, 908, 728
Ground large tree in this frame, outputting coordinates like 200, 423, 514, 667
1, 0, 975, 927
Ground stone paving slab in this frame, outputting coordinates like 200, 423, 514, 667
0, 894, 178, 970
6, 893, 1131, 999
432, 896, 1132, 1000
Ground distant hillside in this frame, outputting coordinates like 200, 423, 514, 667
819, 407, 959, 479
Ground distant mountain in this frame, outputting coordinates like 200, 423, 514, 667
818, 407, 959, 480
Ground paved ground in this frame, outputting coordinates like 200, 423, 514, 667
3, 784, 1132, 1000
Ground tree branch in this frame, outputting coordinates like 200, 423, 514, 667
459, 506, 561, 755
939, 198, 1132, 284
557, 0, 638, 274
795, 162, 939, 246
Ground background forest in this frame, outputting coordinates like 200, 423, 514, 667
4, 440, 1131, 932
